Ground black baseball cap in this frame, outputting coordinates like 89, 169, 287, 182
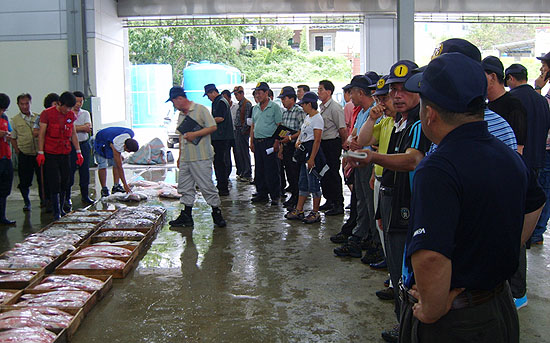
166, 86, 186, 102
505, 63, 528, 77
371, 75, 390, 96
221, 90, 231, 97
297, 91, 319, 105
365, 71, 380, 83
481, 56, 504, 78
203, 83, 218, 96
537, 52, 550, 61
404, 52, 487, 113
278, 86, 296, 99
387, 60, 419, 84
432, 38, 481, 62
350, 75, 374, 92
253, 82, 270, 91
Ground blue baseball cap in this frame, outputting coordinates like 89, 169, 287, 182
253, 82, 270, 91
297, 91, 319, 105
387, 60, 419, 84
166, 86, 186, 102
203, 83, 218, 96
505, 63, 528, 77
536, 52, 550, 61
432, 38, 481, 62
350, 75, 374, 92
365, 71, 380, 83
371, 75, 390, 96
278, 86, 296, 98
404, 53, 487, 113
481, 56, 504, 78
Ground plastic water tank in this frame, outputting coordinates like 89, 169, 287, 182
130, 64, 173, 128
183, 61, 242, 109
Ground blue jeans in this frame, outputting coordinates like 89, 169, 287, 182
298, 163, 321, 198
533, 151, 550, 240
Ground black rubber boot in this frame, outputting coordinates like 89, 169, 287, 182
169, 208, 194, 227
81, 186, 94, 205
0, 197, 15, 225
212, 207, 226, 227
21, 187, 31, 211
51, 193, 62, 221
63, 190, 72, 213
58, 192, 67, 217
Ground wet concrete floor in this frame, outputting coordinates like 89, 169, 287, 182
1, 165, 549, 342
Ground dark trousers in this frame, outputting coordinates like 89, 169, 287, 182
509, 245, 526, 298
68, 141, 91, 196
341, 190, 357, 236
233, 130, 252, 178
253, 137, 280, 200
212, 139, 231, 191
44, 153, 70, 195
399, 282, 519, 343
0, 159, 13, 198
320, 138, 344, 207
352, 163, 378, 243
17, 152, 43, 200
281, 142, 300, 199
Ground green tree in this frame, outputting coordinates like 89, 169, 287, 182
254, 26, 294, 51
299, 26, 309, 53
466, 24, 536, 50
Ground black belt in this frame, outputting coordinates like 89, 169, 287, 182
380, 185, 394, 196
400, 282, 506, 310
254, 137, 271, 142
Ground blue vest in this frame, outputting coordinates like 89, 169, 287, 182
94, 127, 134, 159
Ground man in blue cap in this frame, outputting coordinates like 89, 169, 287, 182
396, 52, 545, 343
204, 83, 234, 196
250, 82, 282, 205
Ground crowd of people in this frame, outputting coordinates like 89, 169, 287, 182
166, 37, 550, 343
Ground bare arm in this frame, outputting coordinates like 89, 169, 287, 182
111, 144, 129, 192
75, 123, 91, 133
249, 123, 255, 152
357, 116, 379, 147
71, 125, 79, 149
521, 204, 544, 245
368, 148, 425, 172
183, 125, 217, 142
38, 123, 47, 152
10, 138, 19, 154
338, 127, 348, 146
307, 129, 323, 170
214, 117, 224, 123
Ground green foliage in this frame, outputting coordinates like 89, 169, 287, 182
299, 26, 309, 53
254, 26, 294, 50
466, 24, 536, 50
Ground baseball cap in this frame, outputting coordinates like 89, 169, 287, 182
404, 52, 487, 113
297, 91, 319, 105
387, 60, 419, 84
166, 86, 186, 102
221, 90, 231, 97
350, 75, 374, 92
481, 56, 504, 78
371, 75, 390, 96
203, 83, 218, 96
537, 52, 550, 61
278, 86, 296, 99
505, 63, 528, 77
432, 38, 481, 62
253, 82, 270, 91
365, 71, 380, 83
232, 86, 244, 94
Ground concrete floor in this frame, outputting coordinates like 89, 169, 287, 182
1, 165, 549, 342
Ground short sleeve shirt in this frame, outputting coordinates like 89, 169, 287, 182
178, 102, 216, 162
281, 104, 306, 133
74, 109, 92, 142
372, 116, 395, 177
299, 113, 324, 143
112, 133, 130, 153
252, 100, 283, 139
319, 98, 346, 140
488, 92, 527, 145
402, 121, 544, 290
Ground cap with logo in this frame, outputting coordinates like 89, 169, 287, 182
253, 82, 270, 91
370, 75, 390, 96
481, 56, 504, 78
232, 86, 244, 94
432, 38, 481, 62
404, 52, 487, 113
278, 86, 296, 99
297, 91, 319, 105
166, 86, 186, 102
203, 83, 218, 97
387, 60, 419, 84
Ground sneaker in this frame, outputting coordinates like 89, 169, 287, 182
325, 206, 344, 216
530, 235, 543, 245
376, 287, 394, 301
334, 241, 362, 258
514, 294, 528, 310
319, 201, 333, 211
361, 247, 385, 265
330, 232, 349, 244
369, 259, 388, 270
212, 208, 226, 227
111, 184, 125, 194
285, 209, 304, 220
303, 211, 321, 224
283, 196, 297, 208
381, 325, 399, 343
251, 195, 269, 203
100, 187, 110, 197
169, 211, 194, 227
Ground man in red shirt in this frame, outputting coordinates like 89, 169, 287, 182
37, 92, 83, 220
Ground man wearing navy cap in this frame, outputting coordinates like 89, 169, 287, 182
398, 52, 545, 343
278, 86, 306, 209
232, 85, 253, 183
204, 83, 234, 196
534, 51, 550, 100
250, 82, 283, 205
482, 56, 527, 153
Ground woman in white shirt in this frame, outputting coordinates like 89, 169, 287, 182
285, 92, 325, 224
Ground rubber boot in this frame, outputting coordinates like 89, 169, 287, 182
81, 186, 94, 205
0, 197, 15, 225
169, 206, 194, 227
21, 187, 31, 211
58, 192, 67, 217
51, 193, 62, 221
63, 189, 72, 213
212, 207, 226, 227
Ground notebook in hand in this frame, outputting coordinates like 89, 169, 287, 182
176, 116, 203, 145
272, 124, 297, 140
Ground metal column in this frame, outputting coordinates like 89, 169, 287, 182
397, 0, 415, 60
361, 14, 398, 75
66, 0, 85, 92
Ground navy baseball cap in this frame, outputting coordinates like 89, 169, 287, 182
203, 83, 218, 96
481, 56, 504, 78
537, 52, 550, 61
365, 71, 380, 83
166, 86, 186, 102
432, 38, 481, 62
404, 53, 487, 113
505, 63, 528, 77
342, 84, 352, 91
387, 60, 419, 84
297, 91, 319, 105
371, 75, 390, 96
221, 89, 231, 97
278, 86, 296, 99
253, 82, 270, 91
350, 75, 374, 92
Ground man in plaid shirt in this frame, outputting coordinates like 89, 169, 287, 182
278, 86, 306, 209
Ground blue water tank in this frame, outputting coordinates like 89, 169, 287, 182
183, 61, 242, 109
130, 64, 173, 128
